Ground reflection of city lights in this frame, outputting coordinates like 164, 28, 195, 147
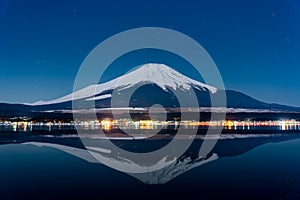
12, 122, 17, 132
280, 121, 286, 130
84, 122, 89, 130
101, 120, 112, 130
1, 119, 300, 132
20, 122, 28, 131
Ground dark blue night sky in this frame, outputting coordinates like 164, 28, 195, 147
0, 0, 299, 106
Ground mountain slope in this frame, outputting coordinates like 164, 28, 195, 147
1, 63, 300, 117
29, 63, 217, 106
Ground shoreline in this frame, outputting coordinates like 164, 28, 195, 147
1, 129, 300, 142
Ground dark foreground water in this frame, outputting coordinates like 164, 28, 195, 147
0, 133, 300, 200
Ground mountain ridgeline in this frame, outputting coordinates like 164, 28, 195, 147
0, 64, 300, 120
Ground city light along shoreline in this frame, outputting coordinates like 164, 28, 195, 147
0, 119, 300, 133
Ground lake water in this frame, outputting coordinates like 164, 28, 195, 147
0, 133, 300, 200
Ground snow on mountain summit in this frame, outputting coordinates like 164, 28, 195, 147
29, 63, 217, 106
114, 63, 217, 93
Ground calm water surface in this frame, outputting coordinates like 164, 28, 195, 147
0, 133, 300, 200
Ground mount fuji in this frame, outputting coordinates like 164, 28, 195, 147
29, 63, 217, 106
0, 63, 300, 118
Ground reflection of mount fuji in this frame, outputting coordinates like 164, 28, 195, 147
7, 135, 298, 185
1, 63, 300, 117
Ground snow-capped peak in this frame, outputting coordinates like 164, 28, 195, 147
28, 63, 217, 106
113, 63, 217, 92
